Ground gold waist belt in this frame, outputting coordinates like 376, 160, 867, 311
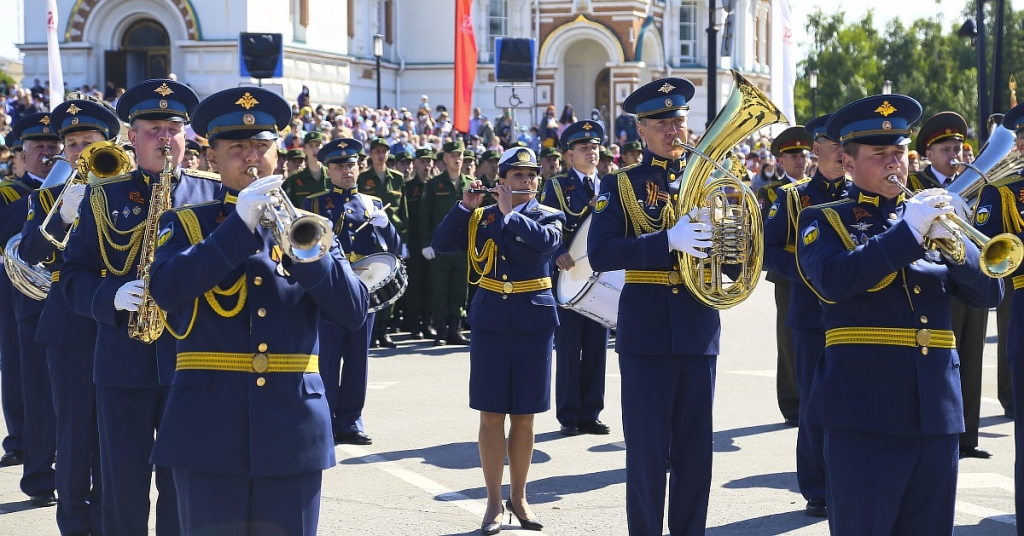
478, 276, 551, 294
176, 352, 319, 373
346, 252, 366, 264
625, 270, 684, 286
51, 271, 59, 282
825, 327, 956, 349
1013, 275, 1024, 290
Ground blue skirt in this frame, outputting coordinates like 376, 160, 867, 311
469, 327, 554, 415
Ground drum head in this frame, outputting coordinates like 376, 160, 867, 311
555, 215, 594, 305
352, 253, 398, 292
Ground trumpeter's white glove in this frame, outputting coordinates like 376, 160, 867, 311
949, 193, 971, 221
902, 188, 953, 243
114, 279, 146, 312
421, 246, 436, 260
667, 209, 713, 258
235, 175, 284, 231
59, 183, 87, 225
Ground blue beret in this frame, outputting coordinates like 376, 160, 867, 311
804, 114, 834, 141
191, 87, 291, 141
1000, 102, 1024, 135
115, 79, 199, 123
498, 147, 540, 176
317, 138, 363, 165
559, 120, 604, 150
622, 78, 695, 119
50, 99, 121, 139
10, 113, 60, 142
825, 95, 922, 146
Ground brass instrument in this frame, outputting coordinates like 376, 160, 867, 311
127, 146, 173, 343
39, 141, 131, 249
886, 174, 1023, 278
946, 123, 1024, 201
673, 70, 788, 309
249, 167, 333, 262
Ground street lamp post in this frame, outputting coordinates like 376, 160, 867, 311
707, 0, 719, 128
810, 69, 819, 118
373, 33, 383, 110
882, 79, 893, 95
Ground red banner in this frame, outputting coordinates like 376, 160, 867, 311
454, 0, 477, 134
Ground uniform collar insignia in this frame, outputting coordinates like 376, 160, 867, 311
224, 192, 238, 205
649, 156, 668, 170
858, 192, 879, 206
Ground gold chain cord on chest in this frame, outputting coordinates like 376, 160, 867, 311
550, 179, 589, 218
998, 186, 1024, 234
204, 275, 247, 317
466, 208, 497, 285
617, 175, 675, 235
90, 187, 146, 276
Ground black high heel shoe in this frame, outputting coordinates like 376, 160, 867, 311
505, 499, 543, 531
480, 505, 504, 535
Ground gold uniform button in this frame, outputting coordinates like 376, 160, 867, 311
919, 315, 928, 324
256, 377, 266, 387
348, 223, 354, 228
672, 265, 679, 271
258, 343, 268, 352
258, 308, 267, 317
913, 285, 921, 294
501, 274, 508, 281
347, 209, 353, 214
502, 295, 508, 300
501, 255, 506, 261
252, 353, 270, 373
921, 347, 929, 356
672, 288, 679, 294
253, 276, 263, 286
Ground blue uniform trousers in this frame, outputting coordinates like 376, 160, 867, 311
823, 428, 957, 535
173, 468, 322, 536
554, 308, 607, 426
0, 272, 23, 456
318, 313, 374, 436
18, 316, 55, 497
620, 354, 716, 536
96, 385, 179, 536
48, 342, 102, 535
1008, 319, 1024, 534
792, 328, 826, 502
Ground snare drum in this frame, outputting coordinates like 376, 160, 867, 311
351, 253, 408, 313
554, 215, 624, 329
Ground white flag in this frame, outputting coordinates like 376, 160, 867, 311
46, 0, 64, 110
770, 0, 795, 135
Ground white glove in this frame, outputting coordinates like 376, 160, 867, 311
949, 193, 971, 221
114, 279, 146, 312
902, 189, 953, 239
667, 213, 713, 258
926, 219, 955, 242
367, 208, 389, 228
236, 175, 285, 231
401, 244, 409, 259
421, 246, 436, 260
59, 183, 87, 225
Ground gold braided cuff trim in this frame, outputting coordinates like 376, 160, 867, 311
825, 327, 955, 349
51, 270, 59, 283
624, 269, 684, 286
176, 352, 319, 373
1013, 275, 1024, 290
478, 276, 551, 294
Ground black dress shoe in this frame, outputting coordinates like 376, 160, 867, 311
505, 499, 542, 531
0, 451, 23, 467
579, 420, 611, 435
29, 493, 57, 507
335, 431, 373, 445
377, 333, 397, 348
960, 446, 993, 459
805, 498, 827, 518
559, 424, 580, 436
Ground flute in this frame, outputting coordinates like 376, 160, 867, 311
466, 188, 538, 195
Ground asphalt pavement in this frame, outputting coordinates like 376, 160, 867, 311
0, 275, 1016, 535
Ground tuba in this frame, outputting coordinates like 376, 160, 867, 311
673, 70, 788, 309
946, 123, 1024, 202
248, 167, 333, 263
39, 141, 131, 249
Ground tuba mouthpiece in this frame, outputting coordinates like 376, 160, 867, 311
672, 137, 686, 148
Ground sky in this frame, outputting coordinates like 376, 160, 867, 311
0, 0, 1022, 64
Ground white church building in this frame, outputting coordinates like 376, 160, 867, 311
18, 0, 779, 128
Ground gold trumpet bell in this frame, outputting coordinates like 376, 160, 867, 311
977, 232, 1024, 278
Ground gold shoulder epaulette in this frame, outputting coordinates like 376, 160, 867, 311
766, 179, 788, 189
306, 190, 330, 198
812, 197, 855, 211
536, 203, 560, 213
182, 169, 221, 182
92, 172, 133, 187
170, 199, 219, 212
781, 178, 811, 190
615, 162, 641, 174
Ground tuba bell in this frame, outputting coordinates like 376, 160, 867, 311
946, 123, 1024, 202
673, 70, 789, 309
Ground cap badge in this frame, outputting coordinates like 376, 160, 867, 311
71, 118, 79, 125
581, 123, 592, 130
42, 127, 50, 133
339, 141, 347, 148
517, 150, 530, 162
658, 83, 675, 93
235, 92, 260, 110
39, 116, 51, 125
158, 99, 168, 109
875, 101, 897, 117
242, 113, 256, 125
945, 128, 952, 134
882, 120, 892, 130
66, 104, 82, 115
665, 98, 673, 107
154, 83, 174, 97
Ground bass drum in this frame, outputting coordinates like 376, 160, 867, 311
554, 215, 624, 329
351, 253, 408, 313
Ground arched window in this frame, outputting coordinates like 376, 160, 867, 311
121, 20, 169, 49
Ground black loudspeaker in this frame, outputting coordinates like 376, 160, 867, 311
495, 38, 535, 83
239, 33, 283, 79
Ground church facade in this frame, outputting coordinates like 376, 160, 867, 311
18, 0, 776, 128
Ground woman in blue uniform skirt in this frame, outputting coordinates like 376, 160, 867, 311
433, 147, 565, 534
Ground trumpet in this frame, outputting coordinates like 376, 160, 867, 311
248, 167, 333, 263
886, 174, 1023, 278
40, 141, 131, 249
466, 187, 538, 195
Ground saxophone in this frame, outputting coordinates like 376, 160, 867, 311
127, 146, 173, 343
